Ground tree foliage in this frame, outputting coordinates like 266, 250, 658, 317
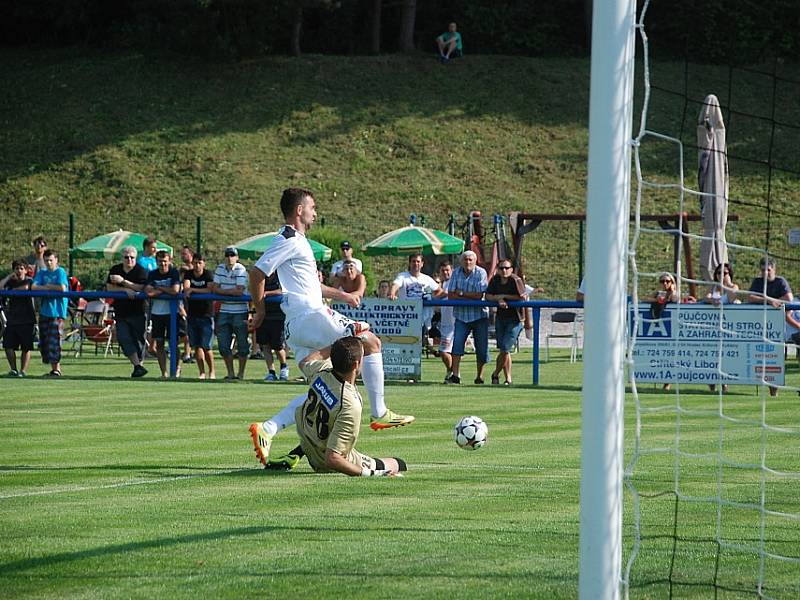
2, 0, 798, 61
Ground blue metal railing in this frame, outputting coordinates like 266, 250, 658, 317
13, 288, 794, 384
1, 288, 584, 382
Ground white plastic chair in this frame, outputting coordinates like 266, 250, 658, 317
544, 311, 581, 363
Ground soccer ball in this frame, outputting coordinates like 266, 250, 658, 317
454, 415, 488, 451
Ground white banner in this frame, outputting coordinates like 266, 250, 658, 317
630, 304, 785, 385
329, 298, 423, 380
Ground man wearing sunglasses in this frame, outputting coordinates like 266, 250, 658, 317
107, 245, 149, 377
25, 236, 48, 276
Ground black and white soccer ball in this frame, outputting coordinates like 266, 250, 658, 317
454, 415, 488, 451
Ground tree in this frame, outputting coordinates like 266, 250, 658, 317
369, 0, 382, 54
398, 0, 416, 53
290, 2, 304, 57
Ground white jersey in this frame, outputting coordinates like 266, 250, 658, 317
392, 271, 440, 300
393, 270, 440, 325
439, 278, 455, 331
254, 225, 324, 321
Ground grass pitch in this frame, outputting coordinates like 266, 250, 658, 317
1, 351, 798, 598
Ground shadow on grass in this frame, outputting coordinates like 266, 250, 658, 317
0, 464, 238, 473
0, 521, 468, 576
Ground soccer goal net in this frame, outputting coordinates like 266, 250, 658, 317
580, 1, 800, 598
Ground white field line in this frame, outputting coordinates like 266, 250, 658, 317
0, 463, 561, 499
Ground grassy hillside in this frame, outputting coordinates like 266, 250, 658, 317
1, 48, 798, 295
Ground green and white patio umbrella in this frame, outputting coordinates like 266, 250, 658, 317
363, 225, 465, 256
69, 230, 173, 260
234, 232, 332, 262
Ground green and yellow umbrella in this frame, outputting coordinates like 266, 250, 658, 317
363, 225, 465, 256
69, 230, 172, 260
234, 232, 332, 262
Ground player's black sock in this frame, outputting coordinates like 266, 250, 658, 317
269, 369, 276, 376
280, 363, 287, 369
394, 458, 408, 472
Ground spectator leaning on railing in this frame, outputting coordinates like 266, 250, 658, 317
446, 250, 489, 385
145, 250, 181, 378
485, 259, 526, 386
106, 245, 149, 378
183, 252, 216, 380
747, 257, 798, 398
213, 246, 249, 381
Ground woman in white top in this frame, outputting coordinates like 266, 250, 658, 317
704, 262, 740, 305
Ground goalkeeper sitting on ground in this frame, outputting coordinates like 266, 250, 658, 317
252, 336, 407, 477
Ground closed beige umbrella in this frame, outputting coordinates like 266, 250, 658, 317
697, 94, 729, 281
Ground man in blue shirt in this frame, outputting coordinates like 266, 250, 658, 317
31, 250, 69, 377
446, 250, 489, 384
137, 237, 158, 272
747, 257, 796, 398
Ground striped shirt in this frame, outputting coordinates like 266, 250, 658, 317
450, 265, 488, 323
213, 262, 249, 314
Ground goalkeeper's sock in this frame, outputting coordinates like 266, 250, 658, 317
361, 352, 387, 419
263, 392, 306, 435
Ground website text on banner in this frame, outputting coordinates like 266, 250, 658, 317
631, 304, 785, 386
330, 298, 423, 381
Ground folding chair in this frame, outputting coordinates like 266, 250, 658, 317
544, 311, 581, 363
75, 299, 116, 357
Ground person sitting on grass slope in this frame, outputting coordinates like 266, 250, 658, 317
436, 22, 463, 63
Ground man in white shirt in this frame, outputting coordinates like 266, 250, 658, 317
389, 253, 444, 351
330, 241, 363, 278
248, 188, 414, 466
213, 246, 250, 380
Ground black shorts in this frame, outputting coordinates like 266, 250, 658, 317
256, 318, 285, 349
3, 322, 35, 351
151, 314, 173, 341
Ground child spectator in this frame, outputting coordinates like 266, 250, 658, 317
145, 251, 181, 378
31, 250, 69, 377
375, 280, 390, 298
257, 272, 289, 381
183, 253, 216, 380
1, 260, 36, 377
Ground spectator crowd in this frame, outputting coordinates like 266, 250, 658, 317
3, 232, 798, 391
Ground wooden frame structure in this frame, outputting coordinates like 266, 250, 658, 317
508, 212, 740, 299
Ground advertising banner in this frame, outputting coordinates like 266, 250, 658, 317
329, 298, 423, 380
630, 303, 785, 386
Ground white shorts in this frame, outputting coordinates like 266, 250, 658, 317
439, 324, 454, 353
285, 306, 356, 364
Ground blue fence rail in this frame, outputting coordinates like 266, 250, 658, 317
1, 288, 582, 383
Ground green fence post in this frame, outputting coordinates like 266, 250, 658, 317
196, 216, 202, 255
68, 213, 75, 277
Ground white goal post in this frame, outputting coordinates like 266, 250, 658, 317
578, 0, 637, 599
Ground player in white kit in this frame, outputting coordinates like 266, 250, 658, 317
248, 188, 414, 466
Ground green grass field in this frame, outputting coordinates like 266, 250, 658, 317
1, 350, 798, 598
